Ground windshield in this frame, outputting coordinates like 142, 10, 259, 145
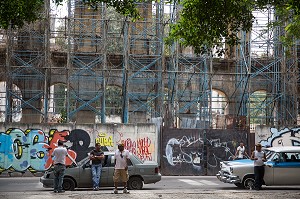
76, 157, 89, 167
264, 150, 275, 161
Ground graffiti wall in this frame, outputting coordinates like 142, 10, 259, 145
258, 126, 300, 147
0, 123, 157, 174
206, 129, 247, 175
161, 128, 248, 176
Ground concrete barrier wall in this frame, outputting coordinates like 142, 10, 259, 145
0, 123, 157, 174
256, 125, 300, 147
160, 128, 248, 176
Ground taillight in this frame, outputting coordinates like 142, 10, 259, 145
155, 167, 159, 173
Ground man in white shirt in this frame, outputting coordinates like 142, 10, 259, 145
234, 142, 249, 159
113, 143, 130, 194
51, 140, 68, 193
251, 143, 266, 190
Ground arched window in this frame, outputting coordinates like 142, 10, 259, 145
0, 81, 22, 122
48, 83, 68, 123
249, 90, 268, 125
211, 89, 228, 129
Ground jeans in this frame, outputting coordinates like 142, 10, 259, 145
254, 166, 265, 189
91, 164, 102, 188
54, 164, 66, 191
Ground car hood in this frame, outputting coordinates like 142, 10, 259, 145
222, 159, 253, 166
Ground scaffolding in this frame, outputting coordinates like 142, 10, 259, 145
0, 1, 298, 128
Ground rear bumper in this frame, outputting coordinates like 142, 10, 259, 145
40, 176, 53, 188
216, 171, 241, 184
143, 173, 162, 184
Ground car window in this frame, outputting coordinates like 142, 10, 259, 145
272, 153, 280, 162
110, 155, 133, 167
280, 152, 300, 162
132, 154, 143, 164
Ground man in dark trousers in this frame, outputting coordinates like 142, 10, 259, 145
52, 140, 68, 193
89, 143, 104, 191
251, 143, 266, 190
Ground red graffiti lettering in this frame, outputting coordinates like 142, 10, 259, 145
124, 138, 137, 155
45, 129, 77, 168
137, 137, 152, 161
121, 137, 152, 161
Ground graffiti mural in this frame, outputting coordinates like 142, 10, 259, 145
161, 128, 248, 176
122, 137, 153, 161
260, 127, 300, 147
161, 129, 205, 175
95, 133, 114, 148
0, 128, 77, 173
206, 129, 247, 175
66, 129, 94, 162
0, 124, 158, 174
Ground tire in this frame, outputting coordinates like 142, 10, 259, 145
127, 176, 143, 190
243, 176, 255, 190
63, 178, 75, 191
234, 183, 244, 188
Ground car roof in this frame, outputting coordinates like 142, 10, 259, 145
265, 146, 300, 153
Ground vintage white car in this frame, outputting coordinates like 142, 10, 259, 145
216, 146, 300, 189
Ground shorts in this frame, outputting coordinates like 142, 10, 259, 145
113, 169, 129, 182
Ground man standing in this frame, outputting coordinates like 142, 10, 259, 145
89, 143, 104, 191
251, 143, 266, 190
52, 140, 68, 193
113, 143, 130, 194
235, 142, 249, 159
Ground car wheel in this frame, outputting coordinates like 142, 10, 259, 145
63, 178, 75, 191
127, 176, 143, 190
243, 176, 255, 190
234, 183, 244, 188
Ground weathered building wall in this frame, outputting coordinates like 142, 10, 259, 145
0, 123, 157, 174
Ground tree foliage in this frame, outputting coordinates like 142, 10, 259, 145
0, 0, 140, 29
0, 0, 44, 29
166, 0, 300, 55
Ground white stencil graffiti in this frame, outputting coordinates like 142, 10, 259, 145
206, 139, 235, 168
165, 136, 203, 170
260, 127, 300, 147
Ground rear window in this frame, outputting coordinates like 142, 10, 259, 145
131, 154, 143, 164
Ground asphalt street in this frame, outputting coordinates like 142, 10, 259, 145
0, 176, 300, 199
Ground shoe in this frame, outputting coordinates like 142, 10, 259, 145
114, 189, 118, 194
58, 190, 65, 193
123, 188, 129, 194
53, 190, 58, 193
93, 187, 97, 191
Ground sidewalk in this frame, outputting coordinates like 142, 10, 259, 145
0, 171, 44, 178
1, 189, 299, 199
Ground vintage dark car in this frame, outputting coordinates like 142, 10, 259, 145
40, 152, 161, 190
217, 146, 300, 189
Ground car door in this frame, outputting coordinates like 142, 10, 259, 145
100, 155, 109, 187
273, 152, 300, 185
78, 157, 109, 188
78, 160, 93, 188
107, 155, 115, 186
107, 154, 135, 187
